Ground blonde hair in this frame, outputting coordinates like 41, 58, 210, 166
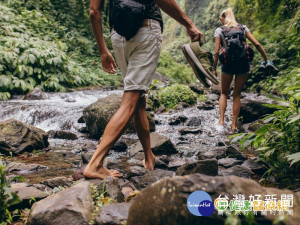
220, 8, 238, 28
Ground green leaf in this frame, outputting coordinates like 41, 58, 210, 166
286, 153, 300, 166
287, 113, 300, 124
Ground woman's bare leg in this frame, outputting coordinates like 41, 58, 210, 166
83, 91, 143, 179
232, 74, 248, 130
219, 73, 233, 125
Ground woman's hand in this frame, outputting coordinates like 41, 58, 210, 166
101, 52, 117, 74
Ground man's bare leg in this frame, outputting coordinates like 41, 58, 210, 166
83, 91, 143, 179
133, 95, 155, 170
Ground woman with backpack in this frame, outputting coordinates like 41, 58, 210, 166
213, 8, 274, 131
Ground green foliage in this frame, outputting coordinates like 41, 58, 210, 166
0, 156, 24, 224
230, 91, 300, 185
160, 84, 197, 110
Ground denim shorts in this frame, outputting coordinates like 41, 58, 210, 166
111, 19, 162, 92
221, 61, 251, 76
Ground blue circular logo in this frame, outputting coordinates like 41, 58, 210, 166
187, 191, 214, 216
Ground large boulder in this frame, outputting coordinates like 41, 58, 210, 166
83, 94, 155, 139
0, 119, 49, 155
28, 181, 93, 225
23, 87, 48, 100
96, 202, 131, 225
240, 99, 276, 123
130, 132, 177, 156
127, 174, 300, 225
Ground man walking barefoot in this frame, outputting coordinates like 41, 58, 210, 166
83, 0, 203, 179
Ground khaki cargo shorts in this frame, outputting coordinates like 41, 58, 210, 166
110, 19, 162, 92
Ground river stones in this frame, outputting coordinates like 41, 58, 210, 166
28, 181, 93, 225
219, 165, 252, 178
189, 84, 204, 94
40, 176, 72, 188
130, 132, 177, 156
127, 174, 300, 225
6, 162, 48, 174
185, 117, 201, 126
176, 159, 218, 176
241, 158, 269, 174
111, 140, 128, 152
0, 119, 49, 155
240, 98, 276, 123
218, 158, 243, 168
23, 87, 48, 100
197, 146, 227, 160
53, 130, 78, 140
83, 94, 155, 139
168, 115, 188, 125
96, 202, 131, 225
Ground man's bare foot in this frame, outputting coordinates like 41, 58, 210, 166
142, 154, 155, 171
219, 120, 224, 126
83, 165, 120, 179
231, 124, 238, 131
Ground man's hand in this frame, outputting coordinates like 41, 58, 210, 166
187, 25, 204, 44
101, 53, 117, 74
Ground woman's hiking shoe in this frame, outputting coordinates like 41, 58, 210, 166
266, 60, 279, 75
258, 62, 266, 72
182, 42, 219, 87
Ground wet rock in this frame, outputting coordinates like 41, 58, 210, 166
197, 102, 215, 110
178, 128, 202, 135
83, 94, 155, 139
81, 151, 95, 164
197, 147, 226, 160
176, 159, 218, 176
28, 181, 93, 225
130, 169, 175, 190
66, 97, 76, 102
211, 83, 221, 95
78, 126, 89, 134
6, 162, 48, 174
168, 115, 188, 125
96, 202, 131, 225
176, 102, 190, 110
130, 133, 177, 156
23, 88, 48, 100
241, 159, 269, 174
53, 130, 78, 140
219, 165, 252, 178
47, 130, 56, 138
72, 167, 85, 181
155, 106, 166, 114
248, 119, 264, 132
167, 158, 186, 169
226, 146, 247, 160
111, 140, 128, 152
189, 84, 204, 94
78, 116, 85, 123
82, 142, 97, 152
10, 183, 49, 209
218, 158, 243, 168
185, 117, 201, 126
127, 166, 147, 179
240, 99, 276, 123
127, 174, 300, 225
207, 93, 219, 101
121, 187, 134, 199
32, 183, 53, 192
154, 158, 168, 169
0, 119, 49, 155
106, 156, 131, 178
40, 176, 72, 188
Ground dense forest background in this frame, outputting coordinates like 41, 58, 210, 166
0, 0, 299, 100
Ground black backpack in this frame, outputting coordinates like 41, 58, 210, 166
109, 0, 148, 41
218, 24, 254, 65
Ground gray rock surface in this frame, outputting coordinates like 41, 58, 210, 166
176, 159, 218, 176
96, 202, 131, 225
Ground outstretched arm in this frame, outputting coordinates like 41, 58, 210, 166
246, 31, 268, 62
154, 0, 204, 44
90, 0, 117, 74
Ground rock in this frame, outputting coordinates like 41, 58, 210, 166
197, 102, 215, 110
248, 119, 264, 132
28, 181, 93, 225
152, 72, 171, 87
96, 202, 131, 225
211, 83, 221, 95
167, 158, 186, 169
176, 159, 218, 176
6, 162, 48, 174
241, 159, 269, 174
127, 166, 147, 179
10, 183, 49, 209
66, 97, 76, 102
81, 151, 95, 164
197, 147, 226, 160
72, 167, 85, 181
111, 140, 128, 152
78, 126, 89, 134
83, 94, 155, 139
0, 119, 49, 155
226, 146, 247, 160
130, 169, 175, 190
219, 165, 252, 178
240, 99, 276, 123
23, 88, 48, 100
168, 115, 188, 125
178, 128, 202, 135
185, 117, 201, 126
121, 187, 134, 199
207, 93, 219, 101
189, 84, 204, 94
130, 133, 177, 156
218, 158, 243, 168
53, 130, 78, 140
82, 142, 97, 152
40, 177, 72, 188
96, 177, 124, 203
78, 116, 85, 123
176, 102, 190, 110
127, 174, 300, 225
